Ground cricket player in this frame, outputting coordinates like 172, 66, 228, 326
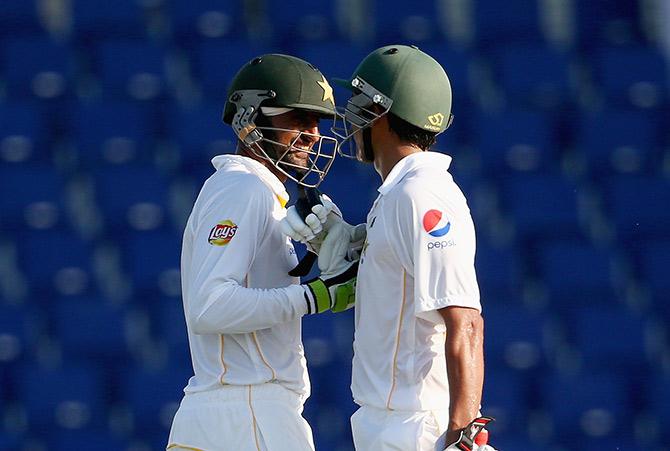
167, 54, 358, 451
282, 45, 496, 451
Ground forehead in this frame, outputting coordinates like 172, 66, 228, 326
272, 109, 321, 124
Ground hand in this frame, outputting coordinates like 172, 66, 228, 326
303, 222, 359, 313
280, 194, 341, 249
444, 417, 496, 451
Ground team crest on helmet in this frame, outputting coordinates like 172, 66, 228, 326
208, 220, 238, 246
317, 75, 335, 105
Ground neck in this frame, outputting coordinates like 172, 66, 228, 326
374, 144, 423, 181
237, 145, 288, 183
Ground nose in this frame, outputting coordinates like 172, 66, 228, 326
300, 124, 320, 145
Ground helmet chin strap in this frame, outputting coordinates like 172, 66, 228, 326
362, 127, 375, 163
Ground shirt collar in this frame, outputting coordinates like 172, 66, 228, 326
377, 151, 452, 195
211, 154, 290, 206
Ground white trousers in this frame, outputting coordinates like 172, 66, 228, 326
351, 405, 449, 451
167, 383, 315, 451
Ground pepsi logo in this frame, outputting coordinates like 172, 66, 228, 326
208, 220, 238, 246
422, 209, 451, 237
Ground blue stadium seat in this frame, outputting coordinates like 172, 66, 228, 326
168, 0, 243, 41
47, 430, 127, 451
574, 0, 643, 50
538, 242, 616, 304
194, 40, 278, 101
640, 240, 670, 306
576, 110, 658, 175
482, 369, 529, 434
52, 298, 128, 362
266, 0, 340, 42
72, 0, 146, 40
0, 165, 64, 230
649, 374, 670, 441
605, 176, 670, 239
592, 46, 668, 108
92, 165, 172, 231
474, 109, 556, 174
475, 242, 522, 300
500, 175, 580, 240
495, 44, 572, 108
121, 230, 181, 292
3, 36, 73, 99
568, 306, 649, 370
168, 103, 236, 167
0, 102, 47, 164
97, 40, 168, 100
472, 0, 542, 48
17, 230, 92, 294
0, 303, 37, 366
73, 102, 153, 167
484, 304, 546, 371
367, 0, 442, 43
16, 364, 106, 429
0, 0, 42, 36
0, 102, 49, 165
542, 372, 630, 441
120, 364, 190, 431
154, 296, 190, 363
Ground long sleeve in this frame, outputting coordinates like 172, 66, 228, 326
184, 175, 307, 335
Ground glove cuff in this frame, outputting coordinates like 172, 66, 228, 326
304, 279, 331, 314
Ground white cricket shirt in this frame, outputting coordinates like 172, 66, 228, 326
352, 151, 481, 411
180, 155, 310, 398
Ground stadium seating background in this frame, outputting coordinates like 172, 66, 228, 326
0, 0, 669, 449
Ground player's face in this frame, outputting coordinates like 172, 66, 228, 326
267, 110, 321, 169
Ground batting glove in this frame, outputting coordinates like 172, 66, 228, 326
302, 222, 359, 313
281, 194, 365, 257
444, 417, 497, 451
280, 193, 341, 251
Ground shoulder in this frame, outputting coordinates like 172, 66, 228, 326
389, 168, 468, 212
195, 169, 274, 219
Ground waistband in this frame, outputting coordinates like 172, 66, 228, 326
182, 382, 303, 408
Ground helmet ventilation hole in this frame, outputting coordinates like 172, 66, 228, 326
251, 57, 263, 65
384, 48, 399, 55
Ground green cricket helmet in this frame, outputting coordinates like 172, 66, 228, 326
222, 53, 339, 187
332, 45, 453, 159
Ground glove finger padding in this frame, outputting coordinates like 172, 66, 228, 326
284, 206, 317, 241
318, 222, 352, 275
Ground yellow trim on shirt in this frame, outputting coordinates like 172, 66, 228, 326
245, 273, 277, 380
219, 334, 227, 385
252, 332, 277, 381
276, 194, 288, 208
386, 269, 407, 409
248, 385, 262, 451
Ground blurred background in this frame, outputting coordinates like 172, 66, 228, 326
0, 0, 669, 450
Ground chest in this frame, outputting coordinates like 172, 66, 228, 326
359, 197, 397, 270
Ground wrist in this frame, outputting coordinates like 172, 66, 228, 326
303, 279, 331, 314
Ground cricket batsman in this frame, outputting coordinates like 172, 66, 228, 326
282, 45, 497, 451
167, 54, 358, 451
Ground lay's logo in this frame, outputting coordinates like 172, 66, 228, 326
208, 220, 238, 246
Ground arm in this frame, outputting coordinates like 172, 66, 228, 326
186, 178, 308, 335
439, 306, 485, 444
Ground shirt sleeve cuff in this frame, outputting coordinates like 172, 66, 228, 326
286, 284, 310, 316
416, 294, 482, 315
